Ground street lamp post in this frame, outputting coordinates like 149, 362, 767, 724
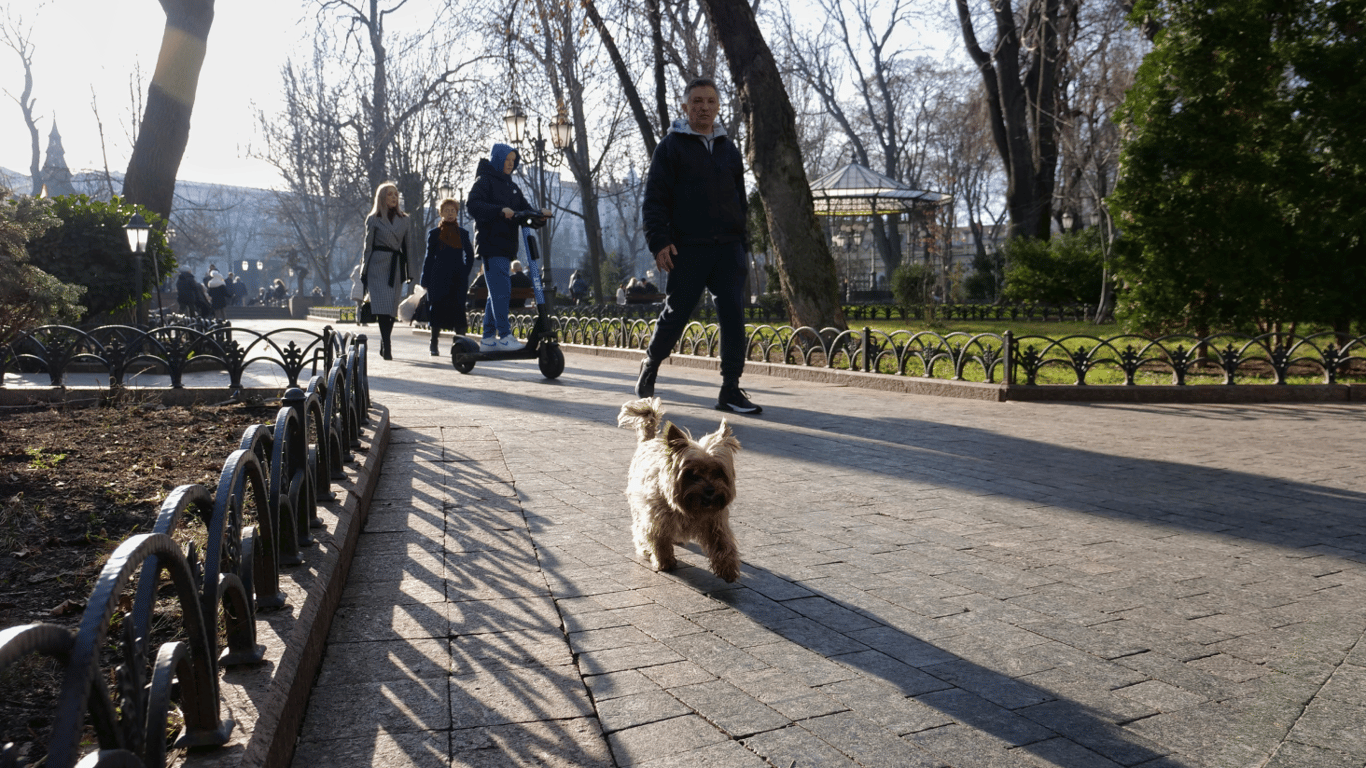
124, 213, 150, 326
503, 101, 573, 306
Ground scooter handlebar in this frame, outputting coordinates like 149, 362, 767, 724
511, 210, 549, 229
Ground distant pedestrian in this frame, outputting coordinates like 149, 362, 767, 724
359, 180, 413, 360
421, 197, 475, 355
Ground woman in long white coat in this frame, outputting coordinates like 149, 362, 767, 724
360, 182, 413, 359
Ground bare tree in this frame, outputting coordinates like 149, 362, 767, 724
123, 0, 215, 221
776, 0, 934, 275
955, 0, 1080, 240
1, 7, 43, 195
697, 0, 846, 330
256, 41, 368, 304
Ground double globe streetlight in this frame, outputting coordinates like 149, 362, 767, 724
502, 102, 573, 304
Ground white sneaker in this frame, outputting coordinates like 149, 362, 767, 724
479, 337, 499, 351
497, 334, 525, 352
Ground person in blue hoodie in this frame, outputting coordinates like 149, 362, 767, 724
465, 143, 550, 352
637, 77, 760, 414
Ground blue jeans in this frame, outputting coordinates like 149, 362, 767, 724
481, 256, 512, 339
646, 241, 748, 381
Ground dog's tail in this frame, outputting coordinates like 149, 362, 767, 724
617, 397, 664, 442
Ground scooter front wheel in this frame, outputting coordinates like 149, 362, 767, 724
451, 337, 481, 374
538, 342, 565, 379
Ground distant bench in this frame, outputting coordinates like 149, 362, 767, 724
468, 287, 552, 304
625, 293, 666, 304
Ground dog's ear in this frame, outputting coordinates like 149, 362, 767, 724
662, 421, 693, 455
703, 419, 742, 454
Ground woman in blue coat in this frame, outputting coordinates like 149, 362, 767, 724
465, 143, 550, 352
421, 197, 475, 356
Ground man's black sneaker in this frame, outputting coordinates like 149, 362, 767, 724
716, 385, 762, 414
635, 358, 659, 398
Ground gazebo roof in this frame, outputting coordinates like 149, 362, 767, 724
809, 162, 951, 216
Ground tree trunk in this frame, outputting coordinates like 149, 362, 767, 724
955, 0, 1070, 241
695, 0, 846, 331
366, 0, 389, 189
122, 0, 215, 220
582, 0, 657, 156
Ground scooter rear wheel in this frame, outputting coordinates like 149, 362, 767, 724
451, 337, 480, 374
538, 342, 565, 379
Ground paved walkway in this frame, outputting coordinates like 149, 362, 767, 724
282, 319, 1366, 767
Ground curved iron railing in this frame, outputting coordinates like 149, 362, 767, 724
540, 315, 1366, 387
1, 324, 359, 390
0, 331, 370, 768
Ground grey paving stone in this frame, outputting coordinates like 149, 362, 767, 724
448, 717, 611, 767
447, 595, 562, 637
709, 587, 803, 626
662, 632, 768, 677
1017, 699, 1170, 766
328, 601, 449, 642
799, 711, 944, 768
340, 574, 448, 606
922, 659, 1055, 709
1283, 697, 1366, 756
316, 637, 452, 686
1113, 680, 1208, 712
670, 679, 790, 738
448, 666, 594, 728
640, 660, 718, 689
835, 648, 955, 697
768, 616, 870, 656
450, 631, 574, 673
1261, 740, 1362, 768
292, 728, 448, 767
914, 687, 1057, 747
1016, 736, 1126, 768
578, 641, 687, 675
612, 602, 708, 640
742, 724, 861, 768
584, 669, 662, 701
746, 640, 857, 686
819, 677, 953, 735
607, 714, 731, 766
844, 625, 957, 667
630, 739, 772, 768
299, 678, 450, 741
906, 724, 1053, 768
568, 624, 659, 653
596, 690, 693, 734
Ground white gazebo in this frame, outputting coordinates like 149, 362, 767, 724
808, 162, 951, 293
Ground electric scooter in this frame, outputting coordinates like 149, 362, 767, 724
449, 210, 566, 379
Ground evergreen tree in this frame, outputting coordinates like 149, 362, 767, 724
1108, 0, 1366, 334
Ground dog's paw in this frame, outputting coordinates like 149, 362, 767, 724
712, 561, 741, 583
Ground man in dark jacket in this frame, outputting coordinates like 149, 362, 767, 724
636, 76, 760, 414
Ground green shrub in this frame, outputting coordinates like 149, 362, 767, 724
1001, 229, 1103, 306
0, 192, 85, 345
25, 195, 175, 323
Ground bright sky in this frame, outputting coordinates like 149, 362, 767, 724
1, 1, 961, 193
0, 0, 306, 191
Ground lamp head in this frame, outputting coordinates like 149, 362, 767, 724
124, 213, 150, 254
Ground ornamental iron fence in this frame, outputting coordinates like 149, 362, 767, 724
508, 314, 1366, 387
1, 324, 363, 392
0, 329, 371, 768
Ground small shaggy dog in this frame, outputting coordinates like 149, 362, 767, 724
617, 397, 742, 582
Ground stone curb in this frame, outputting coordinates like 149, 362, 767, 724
182, 404, 391, 768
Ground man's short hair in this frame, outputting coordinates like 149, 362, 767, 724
684, 77, 719, 99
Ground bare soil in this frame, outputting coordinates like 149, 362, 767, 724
0, 399, 279, 761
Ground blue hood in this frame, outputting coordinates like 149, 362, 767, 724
490, 143, 519, 175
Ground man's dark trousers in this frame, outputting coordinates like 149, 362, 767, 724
646, 240, 748, 381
